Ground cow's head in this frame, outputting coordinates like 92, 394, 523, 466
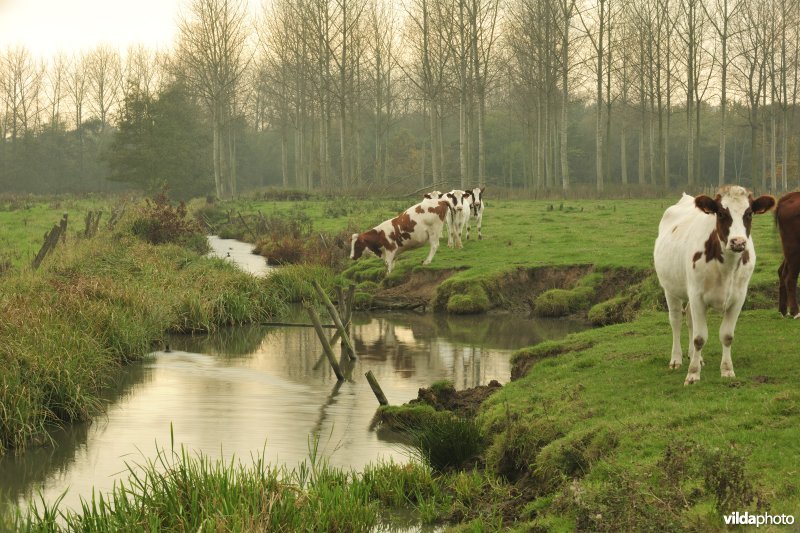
424, 190, 443, 200
445, 190, 471, 212
469, 186, 485, 209
350, 233, 366, 260
695, 186, 775, 253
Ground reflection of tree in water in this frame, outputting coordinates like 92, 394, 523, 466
0, 363, 150, 506
353, 320, 417, 377
166, 325, 270, 357
361, 311, 588, 350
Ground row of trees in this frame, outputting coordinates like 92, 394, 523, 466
1, 0, 799, 198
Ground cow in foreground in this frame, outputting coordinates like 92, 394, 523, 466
775, 191, 800, 318
654, 186, 775, 384
350, 197, 450, 273
465, 186, 485, 240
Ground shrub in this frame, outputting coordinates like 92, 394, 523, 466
130, 194, 207, 253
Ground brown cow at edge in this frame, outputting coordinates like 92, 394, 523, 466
775, 191, 800, 318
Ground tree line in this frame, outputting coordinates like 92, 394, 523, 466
1, 0, 798, 199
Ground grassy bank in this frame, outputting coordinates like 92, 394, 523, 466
5, 437, 519, 532
477, 310, 800, 530
0, 204, 289, 456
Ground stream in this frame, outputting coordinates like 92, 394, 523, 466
0, 237, 588, 514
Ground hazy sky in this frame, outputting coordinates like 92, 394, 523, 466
0, 0, 183, 59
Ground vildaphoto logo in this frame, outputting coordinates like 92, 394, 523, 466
724, 512, 795, 527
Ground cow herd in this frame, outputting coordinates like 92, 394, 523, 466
349, 185, 800, 385
349, 187, 485, 274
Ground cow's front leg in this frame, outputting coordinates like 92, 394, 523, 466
446, 220, 454, 247
385, 251, 396, 274
719, 299, 745, 378
685, 297, 708, 385
476, 211, 483, 240
664, 293, 684, 369
422, 231, 440, 265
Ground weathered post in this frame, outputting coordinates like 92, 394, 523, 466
365, 371, 389, 406
303, 302, 344, 381
311, 280, 356, 360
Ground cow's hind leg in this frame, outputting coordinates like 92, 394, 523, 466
685, 297, 708, 385
665, 293, 684, 369
778, 260, 788, 316
784, 255, 800, 318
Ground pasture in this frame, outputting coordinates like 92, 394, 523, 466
2, 191, 798, 530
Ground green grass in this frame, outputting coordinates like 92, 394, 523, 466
0, 195, 115, 271
480, 310, 800, 529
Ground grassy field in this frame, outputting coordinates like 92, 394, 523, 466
0, 195, 118, 271
3, 191, 797, 530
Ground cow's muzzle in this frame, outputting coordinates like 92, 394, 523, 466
729, 237, 747, 253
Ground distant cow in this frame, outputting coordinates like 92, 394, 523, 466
775, 191, 800, 318
440, 190, 472, 248
465, 187, 486, 240
350, 197, 450, 273
654, 186, 775, 384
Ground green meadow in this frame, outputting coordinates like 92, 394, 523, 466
2, 192, 797, 530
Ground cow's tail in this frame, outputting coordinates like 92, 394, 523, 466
775, 195, 784, 230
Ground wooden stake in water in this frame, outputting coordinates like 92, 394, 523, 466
365, 370, 388, 406
304, 302, 344, 381
312, 280, 356, 360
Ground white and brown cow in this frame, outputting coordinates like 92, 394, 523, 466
654, 186, 775, 384
350, 197, 450, 273
465, 186, 485, 240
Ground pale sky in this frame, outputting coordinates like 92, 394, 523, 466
0, 0, 184, 59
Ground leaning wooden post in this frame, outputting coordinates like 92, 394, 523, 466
304, 302, 344, 381
311, 280, 356, 360
365, 371, 388, 406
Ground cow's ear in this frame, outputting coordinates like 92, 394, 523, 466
480, 187, 485, 193
424, 193, 432, 199
462, 191, 471, 198
695, 195, 718, 214
446, 192, 455, 201
751, 195, 776, 214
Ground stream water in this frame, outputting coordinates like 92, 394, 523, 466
0, 237, 588, 515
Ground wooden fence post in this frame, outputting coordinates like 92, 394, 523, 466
312, 280, 356, 360
365, 371, 388, 406
304, 302, 344, 381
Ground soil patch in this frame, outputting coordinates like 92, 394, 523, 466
371, 269, 456, 311
409, 380, 503, 418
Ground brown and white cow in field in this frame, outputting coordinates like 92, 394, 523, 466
775, 191, 800, 318
350, 197, 450, 273
654, 186, 775, 384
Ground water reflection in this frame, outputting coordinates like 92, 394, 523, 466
0, 310, 586, 514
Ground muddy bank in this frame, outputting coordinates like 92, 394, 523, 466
357, 265, 652, 321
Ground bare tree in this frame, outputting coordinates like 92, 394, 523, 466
177, 0, 251, 199
86, 45, 122, 130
